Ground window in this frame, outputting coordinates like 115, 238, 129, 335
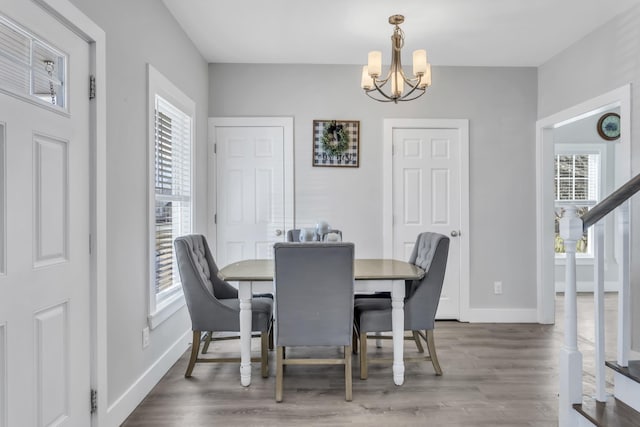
0, 14, 67, 110
148, 64, 194, 328
554, 153, 600, 257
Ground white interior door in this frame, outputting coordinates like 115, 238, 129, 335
213, 119, 293, 267
391, 127, 463, 319
0, 2, 91, 426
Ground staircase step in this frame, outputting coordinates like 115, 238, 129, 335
605, 360, 640, 384
573, 396, 640, 427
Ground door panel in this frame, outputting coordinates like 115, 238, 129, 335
393, 127, 461, 319
0, 1, 91, 425
216, 126, 286, 267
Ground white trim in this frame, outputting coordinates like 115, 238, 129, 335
464, 308, 538, 323
536, 85, 631, 324
147, 64, 195, 327
612, 371, 640, 412
382, 118, 470, 321
147, 292, 185, 330
32, 0, 107, 425
208, 117, 295, 257
105, 330, 190, 427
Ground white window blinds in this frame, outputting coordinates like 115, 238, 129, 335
554, 154, 599, 202
0, 14, 66, 109
154, 95, 192, 298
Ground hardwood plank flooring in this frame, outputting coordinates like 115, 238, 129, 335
121, 294, 618, 426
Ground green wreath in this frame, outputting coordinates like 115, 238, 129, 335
321, 121, 349, 157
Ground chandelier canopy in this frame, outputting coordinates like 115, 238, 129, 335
361, 15, 432, 103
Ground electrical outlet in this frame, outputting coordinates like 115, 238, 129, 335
142, 327, 150, 348
494, 281, 503, 295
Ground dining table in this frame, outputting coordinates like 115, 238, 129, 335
218, 258, 425, 387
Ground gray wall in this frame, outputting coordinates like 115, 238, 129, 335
69, 0, 208, 406
539, 4, 640, 349
209, 64, 538, 310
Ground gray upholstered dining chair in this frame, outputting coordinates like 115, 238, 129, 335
273, 242, 355, 402
354, 232, 449, 380
174, 234, 273, 378
285, 229, 301, 242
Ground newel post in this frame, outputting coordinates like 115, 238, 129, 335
559, 206, 584, 426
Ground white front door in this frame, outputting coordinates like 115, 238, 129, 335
211, 118, 294, 267
0, 1, 91, 426
388, 123, 468, 320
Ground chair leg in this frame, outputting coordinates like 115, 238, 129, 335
412, 330, 425, 353
201, 331, 212, 354
268, 321, 274, 351
344, 345, 352, 401
275, 346, 284, 402
185, 331, 201, 378
261, 331, 269, 378
352, 326, 359, 354
359, 331, 368, 380
425, 329, 442, 376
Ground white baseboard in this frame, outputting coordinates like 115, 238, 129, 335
105, 329, 190, 427
613, 371, 640, 413
555, 281, 619, 293
462, 308, 538, 323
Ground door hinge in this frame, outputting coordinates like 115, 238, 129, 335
391, 144, 395, 156
214, 143, 217, 154
89, 75, 96, 100
89, 234, 92, 255
90, 389, 98, 414
214, 213, 217, 224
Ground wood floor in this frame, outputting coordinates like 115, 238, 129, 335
121, 294, 618, 426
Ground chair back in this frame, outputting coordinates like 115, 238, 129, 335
285, 229, 301, 242
274, 242, 354, 347
174, 234, 239, 331
404, 232, 450, 331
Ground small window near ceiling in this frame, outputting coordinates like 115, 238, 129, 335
554, 153, 599, 257
148, 64, 194, 328
0, 14, 66, 110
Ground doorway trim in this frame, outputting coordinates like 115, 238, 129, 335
208, 116, 295, 253
33, 0, 107, 425
382, 118, 470, 321
536, 85, 631, 324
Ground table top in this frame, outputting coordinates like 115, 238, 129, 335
219, 258, 424, 282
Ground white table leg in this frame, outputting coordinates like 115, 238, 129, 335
391, 279, 405, 386
238, 281, 252, 386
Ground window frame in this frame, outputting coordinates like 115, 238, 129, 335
147, 64, 195, 329
554, 144, 605, 260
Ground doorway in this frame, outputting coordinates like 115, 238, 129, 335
536, 85, 631, 324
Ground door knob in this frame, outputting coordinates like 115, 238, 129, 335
450, 230, 460, 237
275, 229, 283, 236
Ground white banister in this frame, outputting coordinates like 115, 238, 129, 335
617, 202, 630, 367
593, 221, 606, 402
559, 205, 584, 426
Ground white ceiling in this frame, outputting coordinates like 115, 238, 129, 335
163, 0, 640, 67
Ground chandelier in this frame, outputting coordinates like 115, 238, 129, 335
360, 15, 432, 103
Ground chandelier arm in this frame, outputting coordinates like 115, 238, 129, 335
397, 73, 424, 99
365, 90, 395, 103
370, 78, 397, 102
396, 89, 427, 102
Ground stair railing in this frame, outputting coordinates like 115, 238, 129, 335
559, 173, 640, 426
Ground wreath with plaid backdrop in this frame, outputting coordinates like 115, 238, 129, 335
321, 121, 349, 156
